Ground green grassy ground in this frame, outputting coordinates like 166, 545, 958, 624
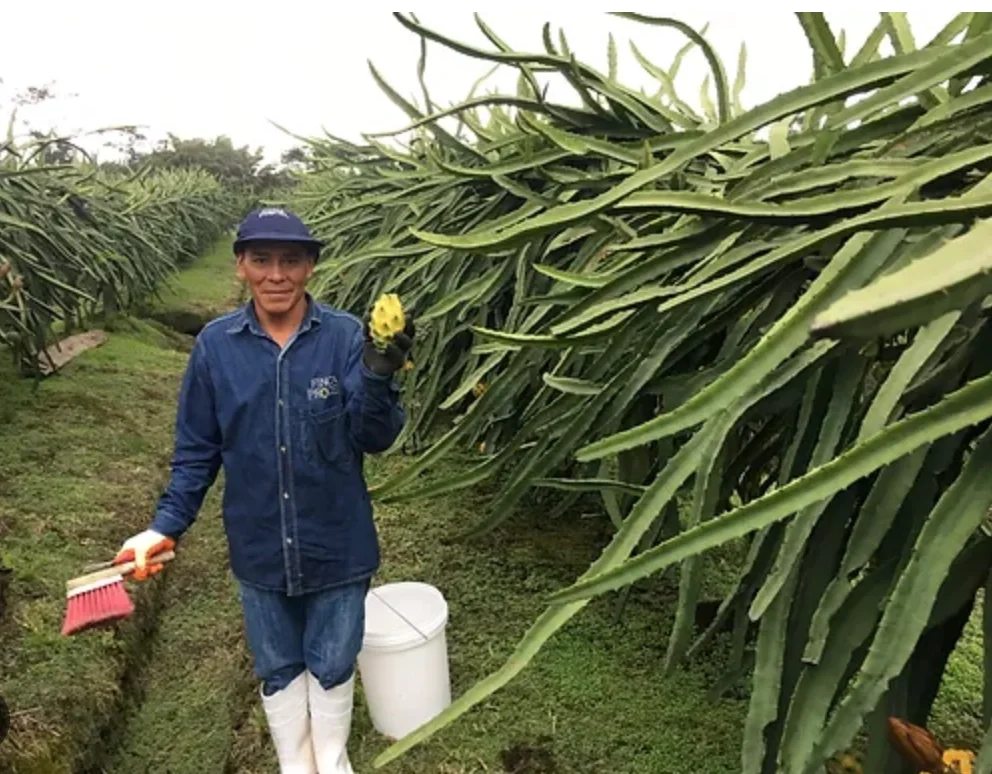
0, 237, 984, 774
0, 317, 207, 774
930, 592, 988, 749
140, 238, 245, 334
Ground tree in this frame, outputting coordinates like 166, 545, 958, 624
280, 145, 316, 171
139, 134, 264, 188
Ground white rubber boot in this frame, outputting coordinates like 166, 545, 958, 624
260, 671, 318, 774
307, 671, 356, 774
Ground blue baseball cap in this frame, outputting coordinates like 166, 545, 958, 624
233, 207, 325, 257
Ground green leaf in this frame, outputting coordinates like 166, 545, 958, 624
611, 13, 731, 123
374, 451, 506, 504
417, 261, 510, 321
824, 30, 991, 128
749, 351, 867, 618
732, 43, 747, 115
607, 32, 617, 81
812, 218, 992, 340
768, 116, 793, 159
576, 224, 907, 461
857, 310, 961, 441
978, 719, 992, 774
664, 396, 730, 676
984, 550, 992, 732
779, 557, 898, 774
471, 310, 637, 350
531, 476, 646, 496
808, 424, 992, 773
796, 12, 846, 76
409, 47, 948, 251
531, 263, 612, 288
882, 12, 949, 109
802, 448, 927, 664
548, 369, 992, 605
541, 374, 603, 395
743, 563, 800, 774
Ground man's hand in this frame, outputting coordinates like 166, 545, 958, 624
362, 315, 415, 376
114, 529, 175, 580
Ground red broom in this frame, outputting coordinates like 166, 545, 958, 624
61, 550, 176, 636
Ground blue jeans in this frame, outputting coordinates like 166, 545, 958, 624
238, 577, 369, 696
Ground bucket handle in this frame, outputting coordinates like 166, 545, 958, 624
369, 587, 432, 643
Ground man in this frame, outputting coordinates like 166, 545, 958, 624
113, 206, 413, 774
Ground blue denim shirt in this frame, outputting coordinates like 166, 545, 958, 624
149, 295, 405, 595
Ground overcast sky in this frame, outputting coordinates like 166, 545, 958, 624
0, 4, 960, 165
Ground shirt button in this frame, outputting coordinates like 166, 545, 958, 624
278, 399, 284, 407
286, 538, 293, 545
283, 492, 289, 499
280, 446, 286, 454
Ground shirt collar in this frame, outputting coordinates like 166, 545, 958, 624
226, 293, 321, 336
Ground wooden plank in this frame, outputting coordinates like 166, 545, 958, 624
37, 330, 108, 375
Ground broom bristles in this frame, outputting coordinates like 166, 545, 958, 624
62, 576, 135, 636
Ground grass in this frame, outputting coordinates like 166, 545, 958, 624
0, 318, 204, 774
0, 235, 985, 774
139, 238, 245, 334
930, 591, 988, 749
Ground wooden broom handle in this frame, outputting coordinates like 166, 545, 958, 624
66, 550, 176, 592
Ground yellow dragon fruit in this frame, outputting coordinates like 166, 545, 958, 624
370, 292, 406, 352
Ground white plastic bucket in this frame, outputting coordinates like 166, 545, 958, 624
357, 581, 451, 740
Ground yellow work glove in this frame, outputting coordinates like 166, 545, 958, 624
114, 529, 175, 580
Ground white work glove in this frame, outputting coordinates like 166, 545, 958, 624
114, 529, 175, 580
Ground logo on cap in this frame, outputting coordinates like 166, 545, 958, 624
258, 207, 290, 218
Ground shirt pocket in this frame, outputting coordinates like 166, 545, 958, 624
303, 396, 353, 471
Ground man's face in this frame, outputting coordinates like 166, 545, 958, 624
236, 241, 315, 317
